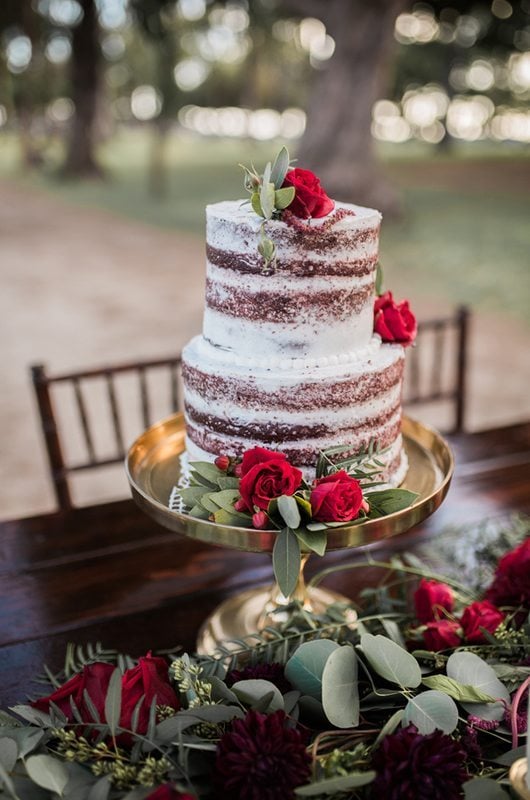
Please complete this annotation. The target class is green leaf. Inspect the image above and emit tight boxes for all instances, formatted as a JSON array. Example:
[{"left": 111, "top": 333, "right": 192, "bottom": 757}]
[
  {"left": 365, "top": 489, "right": 419, "bottom": 516},
  {"left": 270, "top": 146, "right": 290, "bottom": 188},
  {"left": 251, "top": 192, "right": 263, "bottom": 217},
  {"left": 189, "top": 462, "right": 223, "bottom": 487},
  {"left": 274, "top": 186, "right": 295, "bottom": 209},
  {"left": 294, "top": 495, "right": 312, "bottom": 520},
  {"left": 188, "top": 503, "right": 210, "bottom": 520},
  {"left": 285, "top": 640, "right": 340, "bottom": 700},
  {"left": 373, "top": 709, "right": 404, "bottom": 747},
  {"left": 26, "top": 755, "right": 69, "bottom": 796},
  {"left": 375, "top": 262, "right": 384, "bottom": 296},
  {"left": 213, "top": 508, "right": 254, "bottom": 527},
  {"left": 0, "top": 762, "right": 17, "bottom": 800},
  {"left": 104, "top": 667, "right": 122, "bottom": 738},
  {"left": 217, "top": 476, "right": 240, "bottom": 490},
  {"left": 446, "top": 652, "right": 510, "bottom": 721},
  {"left": 321, "top": 646, "right": 359, "bottom": 729},
  {"left": 196, "top": 493, "right": 222, "bottom": 514},
  {"left": 231, "top": 680, "right": 284, "bottom": 713},
  {"left": 295, "top": 772, "right": 376, "bottom": 796},
  {"left": 260, "top": 181, "right": 276, "bottom": 219},
  {"left": 277, "top": 495, "right": 301, "bottom": 529},
  {"left": 492, "top": 745, "right": 526, "bottom": 766},
  {"left": 207, "top": 489, "right": 241, "bottom": 511},
  {"left": 422, "top": 674, "right": 496, "bottom": 703},
  {"left": 178, "top": 487, "right": 209, "bottom": 507},
  {"left": 0, "top": 738, "right": 17, "bottom": 773},
  {"left": 463, "top": 778, "right": 510, "bottom": 799},
  {"left": 295, "top": 528, "right": 327, "bottom": 556},
  {"left": 87, "top": 776, "right": 112, "bottom": 800},
  {"left": 360, "top": 634, "right": 422, "bottom": 688},
  {"left": 403, "top": 690, "right": 459, "bottom": 734},
  {"left": 306, "top": 522, "right": 328, "bottom": 532},
  {"left": 273, "top": 528, "right": 301, "bottom": 598}
]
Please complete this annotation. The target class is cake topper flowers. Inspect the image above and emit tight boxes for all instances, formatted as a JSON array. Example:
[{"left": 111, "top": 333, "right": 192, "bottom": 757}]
[
  {"left": 240, "top": 147, "right": 334, "bottom": 272},
  {"left": 373, "top": 264, "right": 417, "bottom": 347}
]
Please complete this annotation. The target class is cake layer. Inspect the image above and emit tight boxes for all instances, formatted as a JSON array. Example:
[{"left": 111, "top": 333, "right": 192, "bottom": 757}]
[
  {"left": 203, "top": 200, "right": 381, "bottom": 360},
  {"left": 182, "top": 334, "right": 406, "bottom": 483}
]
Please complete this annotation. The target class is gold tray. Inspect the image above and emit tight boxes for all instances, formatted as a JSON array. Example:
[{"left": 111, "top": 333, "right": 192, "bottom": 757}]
[{"left": 126, "top": 414, "right": 453, "bottom": 553}]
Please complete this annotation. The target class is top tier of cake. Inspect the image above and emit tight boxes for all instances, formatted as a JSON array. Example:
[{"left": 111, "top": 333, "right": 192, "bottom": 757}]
[{"left": 203, "top": 200, "right": 381, "bottom": 361}]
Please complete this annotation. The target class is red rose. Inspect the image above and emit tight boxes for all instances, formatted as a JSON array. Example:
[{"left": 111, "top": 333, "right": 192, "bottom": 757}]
[
  {"left": 31, "top": 662, "right": 115, "bottom": 723},
  {"left": 486, "top": 537, "right": 530, "bottom": 609},
  {"left": 374, "top": 291, "right": 417, "bottom": 346},
  {"left": 460, "top": 600, "right": 505, "bottom": 644},
  {"left": 146, "top": 785, "right": 196, "bottom": 800},
  {"left": 310, "top": 470, "right": 363, "bottom": 523},
  {"left": 281, "top": 168, "right": 334, "bottom": 219},
  {"left": 120, "top": 654, "right": 180, "bottom": 736},
  {"left": 238, "top": 448, "right": 303, "bottom": 512},
  {"left": 423, "top": 620, "right": 462, "bottom": 651},
  {"left": 414, "top": 579, "right": 454, "bottom": 624}
]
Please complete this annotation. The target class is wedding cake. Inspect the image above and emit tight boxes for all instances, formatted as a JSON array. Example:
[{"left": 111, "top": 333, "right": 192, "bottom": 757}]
[{"left": 181, "top": 151, "right": 416, "bottom": 486}]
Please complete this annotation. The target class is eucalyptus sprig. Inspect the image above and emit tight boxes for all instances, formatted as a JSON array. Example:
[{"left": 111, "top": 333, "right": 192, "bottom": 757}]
[{"left": 240, "top": 146, "right": 295, "bottom": 272}]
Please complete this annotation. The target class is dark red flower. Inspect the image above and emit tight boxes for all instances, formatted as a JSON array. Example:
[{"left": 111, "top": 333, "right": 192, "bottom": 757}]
[
  {"left": 120, "top": 654, "right": 180, "bottom": 736},
  {"left": 372, "top": 724, "right": 469, "bottom": 800},
  {"left": 423, "top": 619, "right": 462, "bottom": 651},
  {"left": 226, "top": 663, "right": 292, "bottom": 695},
  {"left": 310, "top": 470, "right": 363, "bottom": 523},
  {"left": 460, "top": 600, "right": 505, "bottom": 643},
  {"left": 31, "top": 662, "right": 115, "bottom": 723},
  {"left": 414, "top": 579, "right": 454, "bottom": 624},
  {"left": 215, "top": 709, "right": 311, "bottom": 800},
  {"left": 374, "top": 291, "right": 417, "bottom": 346},
  {"left": 238, "top": 448, "right": 302, "bottom": 512},
  {"left": 146, "top": 785, "right": 196, "bottom": 800},
  {"left": 281, "top": 168, "right": 334, "bottom": 219},
  {"left": 486, "top": 537, "right": 530, "bottom": 610}
]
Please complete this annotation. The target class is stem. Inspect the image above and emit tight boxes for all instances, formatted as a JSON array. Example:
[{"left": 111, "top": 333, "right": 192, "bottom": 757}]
[{"left": 511, "top": 676, "right": 530, "bottom": 749}]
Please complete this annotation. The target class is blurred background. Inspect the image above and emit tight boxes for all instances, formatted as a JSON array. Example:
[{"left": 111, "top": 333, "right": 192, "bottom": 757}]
[{"left": 1, "top": 0, "right": 529, "bottom": 517}]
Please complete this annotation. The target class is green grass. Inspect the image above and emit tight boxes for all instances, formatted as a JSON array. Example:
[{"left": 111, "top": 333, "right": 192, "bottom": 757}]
[{"left": 1, "top": 129, "right": 529, "bottom": 323}]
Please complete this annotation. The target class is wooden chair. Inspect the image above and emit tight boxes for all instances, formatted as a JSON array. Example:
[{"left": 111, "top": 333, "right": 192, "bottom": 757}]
[
  {"left": 403, "top": 305, "right": 470, "bottom": 434},
  {"left": 31, "top": 355, "right": 182, "bottom": 511}
]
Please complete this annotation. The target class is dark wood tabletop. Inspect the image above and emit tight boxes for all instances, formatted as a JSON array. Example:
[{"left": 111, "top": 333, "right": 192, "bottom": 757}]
[{"left": 1, "top": 422, "right": 529, "bottom": 709}]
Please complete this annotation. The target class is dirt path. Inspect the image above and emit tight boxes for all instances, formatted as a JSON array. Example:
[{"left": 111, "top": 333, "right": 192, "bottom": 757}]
[{"left": 1, "top": 180, "right": 529, "bottom": 519}]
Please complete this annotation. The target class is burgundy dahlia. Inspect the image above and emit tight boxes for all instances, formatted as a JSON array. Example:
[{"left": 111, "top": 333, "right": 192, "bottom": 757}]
[
  {"left": 226, "top": 662, "right": 292, "bottom": 695},
  {"left": 372, "top": 725, "right": 468, "bottom": 800},
  {"left": 215, "top": 710, "right": 311, "bottom": 800}
]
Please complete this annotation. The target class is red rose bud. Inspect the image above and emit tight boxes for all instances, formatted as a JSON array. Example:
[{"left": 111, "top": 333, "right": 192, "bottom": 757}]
[
  {"left": 414, "top": 578, "right": 454, "bottom": 624},
  {"left": 460, "top": 600, "right": 505, "bottom": 644},
  {"left": 215, "top": 455, "right": 230, "bottom": 471},
  {"left": 361, "top": 498, "right": 370, "bottom": 514},
  {"left": 234, "top": 498, "right": 247, "bottom": 512},
  {"left": 423, "top": 619, "right": 462, "bottom": 651},
  {"left": 281, "top": 168, "right": 334, "bottom": 219},
  {"left": 310, "top": 470, "right": 363, "bottom": 523},
  {"left": 239, "top": 450, "right": 302, "bottom": 512},
  {"left": 252, "top": 511, "right": 269, "bottom": 530},
  {"left": 374, "top": 291, "right": 417, "bottom": 346}
]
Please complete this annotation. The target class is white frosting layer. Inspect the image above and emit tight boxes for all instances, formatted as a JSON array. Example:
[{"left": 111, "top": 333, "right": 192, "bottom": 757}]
[{"left": 204, "top": 200, "right": 381, "bottom": 359}]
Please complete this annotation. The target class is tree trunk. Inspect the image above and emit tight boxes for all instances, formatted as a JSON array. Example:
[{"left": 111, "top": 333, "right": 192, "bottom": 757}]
[
  {"left": 63, "top": 0, "right": 101, "bottom": 177},
  {"left": 293, "top": 0, "right": 408, "bottom": 215}
]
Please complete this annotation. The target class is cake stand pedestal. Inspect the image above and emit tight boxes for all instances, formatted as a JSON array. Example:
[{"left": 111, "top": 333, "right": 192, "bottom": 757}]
[{"left": 126, "top": 414, "right": 453, "bottom": 653}]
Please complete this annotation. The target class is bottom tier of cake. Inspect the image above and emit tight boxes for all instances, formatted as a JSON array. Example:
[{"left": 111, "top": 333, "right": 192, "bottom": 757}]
[{"left": 181, "top": 334, "right": 408, "bottom": 486}]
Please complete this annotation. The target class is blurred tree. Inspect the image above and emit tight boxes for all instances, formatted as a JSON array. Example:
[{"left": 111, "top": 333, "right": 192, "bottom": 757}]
[
  {"left": 63, "top": 0, "right": 101, "bottom": 176},
  {"left": 284, "top": 0, "right": 408, "bottom": 214}
]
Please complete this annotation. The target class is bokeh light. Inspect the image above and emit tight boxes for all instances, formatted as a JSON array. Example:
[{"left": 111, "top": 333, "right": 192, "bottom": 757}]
[{"left": 130, "top": 86, "right": 162, "bottom": 121}]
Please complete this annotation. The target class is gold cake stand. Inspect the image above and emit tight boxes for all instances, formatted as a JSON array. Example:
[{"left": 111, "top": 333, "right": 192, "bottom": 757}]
[{"left": 126, "top": 414, "right": 453, "bottom": 652}]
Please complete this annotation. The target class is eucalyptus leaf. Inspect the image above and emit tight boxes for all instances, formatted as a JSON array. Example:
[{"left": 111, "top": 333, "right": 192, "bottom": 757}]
[
  {"left": 0, "top": 737, "right": 17, "bottom": 773},
  {"left": 373, "top": 709, "right": 404, "bottom": 747},
  {"left": 463, "top": 777, "right": 510, "bottom": 799},
  {"left": 295, "top": 528, "right": 327, "bottom": 556},
  {"left": 403, "top": 690, "right": 459, "bottom": 734},
  {"left": 178, "top": 487, "right": 209, "bottom": 508},
  {"left": 277, "top": 495, "right": 301, "bottom": 529},
  {"left": 375, "top": 262, "right": 384, "bottom": 296},
  {"left": 295, "top": 771, "right": 376, "bottom": 795},
  {"left": 306, "top": 522, "right": 328, "bottom": 532},
  {"left": 213, "top": 508, "right": 254, "bottom": 528},
  {"left": 26, "top": 754, "right": 69, "bottom": 796},
  {"left": 87, "top": 776, "right": 111, "bottom": 800},
  {"left": 104, "top": 667, "right": 122, "bottom": 737},
  {"left": 189, "top": 462, "right": 223, "bottom": 487},
  {"left": 285, "top": 640, "right": 340, "bottom": 700},
  {"left": 9, "top": 706, "right": 52, "bottom": 728},
  {"left": 446, "top": 652, "right": 510, "bottom": 721},
  {"left": 232, "top": 680, "right": 284, "bottom": 713},
  {"left": 273, "top": 528, "right": 301, "bottom": 598},
  {"left": 422, "top": 674, "right": 496, "bottom": 703},
  {"left": 260, "top": 181, "right": 276, "bottom": 219},
  {"left": 251, "top": 192, "right": 263, "bottom": 217},
  {"left": 492, "top": 745, "right": 526, "bottom": 766},
  {"left": 274, "top": 186, "right": 295, "bottom": 209},
  {"left": 217, "top": 476, "right": 240, "bottom": 490},
  {"left": 270, "top": 146, "right": 290, "bottom": 188},
  {"left": 207, "top": 489, "right": 241, "bottom": 512},
  {"left": 321, "top": 646, "right": 359, "bottom": 728},
  {"left": 208, "top": 677, "right": 239, "bottom": 705},
  {"left": 365, "top": 489, "right": 419, "bottom": 516},
  {"left": 0, "top": 762, "right": 18, "bottom": 800},
  {"left": 360, "top": 634, "right": 422, "bottom": 688},
  {"left": 1, "top": 728, "right": 43, "bottom": 759},
  {"left": 188, "top": 503, "right": 210, "bottom": 520}
]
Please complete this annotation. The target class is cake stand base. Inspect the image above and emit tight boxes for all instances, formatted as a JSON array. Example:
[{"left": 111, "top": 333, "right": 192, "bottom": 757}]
[{"left": 196, "top": 584, "right": 356, "bottom": 654}]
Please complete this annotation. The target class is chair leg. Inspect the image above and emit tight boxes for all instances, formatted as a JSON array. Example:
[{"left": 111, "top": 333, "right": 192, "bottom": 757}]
[{"left": 454, "top": 306, "right": 470, "bottom": 433}]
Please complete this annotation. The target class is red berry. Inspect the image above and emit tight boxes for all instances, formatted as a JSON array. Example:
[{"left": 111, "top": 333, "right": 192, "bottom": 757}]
[
  {"left": 234, "top": 498, "right": 248, "bottom": 513},
  {"left": 215, "top": 455, "right": 230, "bottom": 471},
  {"left": 252, "top": 511, "right": 269, "bottom": 530}
]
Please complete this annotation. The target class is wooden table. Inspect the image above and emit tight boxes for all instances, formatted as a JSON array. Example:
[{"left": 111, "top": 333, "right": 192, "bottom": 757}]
[{"left": 1, "top": 422, "right": 529, "bottom": 709}]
